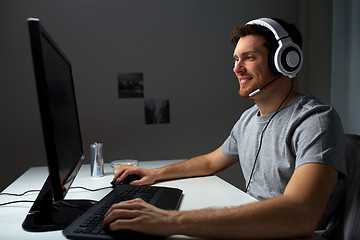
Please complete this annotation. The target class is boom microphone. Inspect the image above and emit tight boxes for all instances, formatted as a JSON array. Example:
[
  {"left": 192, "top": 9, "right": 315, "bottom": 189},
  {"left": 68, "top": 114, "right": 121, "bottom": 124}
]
[{"left": 248, "top": 75, "right": 282, "bottom": 97}]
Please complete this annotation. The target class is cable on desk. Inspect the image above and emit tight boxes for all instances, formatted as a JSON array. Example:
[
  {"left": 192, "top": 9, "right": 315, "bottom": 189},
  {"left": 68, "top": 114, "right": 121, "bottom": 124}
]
[
  {"left": 70, "top": 186, "right": 112, "bottom": 192},
  {"left": 0, "top": 190, "right": 38, "bottom": 207},
  {"left": 0, "top": 200, "right": 34, "bottom": 207},
  {"left": 54, "top": 200, "right": 89, "bottom": 211},
  {"left": 0, "top": 186, "right": 112, "bottom": 197},
  {"left": 0, "top": 189, "right": 40, "bottom": 196},
  {"left": 0, "top": 186, "right": 112, "bottom": 207}
]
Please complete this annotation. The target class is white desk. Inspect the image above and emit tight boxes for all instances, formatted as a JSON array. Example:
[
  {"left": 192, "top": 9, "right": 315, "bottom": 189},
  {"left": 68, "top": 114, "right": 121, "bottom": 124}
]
[
  {"left": 0, "top": 160, "right": 323, "bottom": 240},
  {"left": 0, "top": 160, "right": 256, "bottom": 240}
]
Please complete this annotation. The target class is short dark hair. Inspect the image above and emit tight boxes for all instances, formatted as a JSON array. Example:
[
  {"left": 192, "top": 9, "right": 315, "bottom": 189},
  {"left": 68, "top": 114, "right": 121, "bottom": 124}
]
[{"left": 230, "top": 18, "right": 302, "bottom": 50}]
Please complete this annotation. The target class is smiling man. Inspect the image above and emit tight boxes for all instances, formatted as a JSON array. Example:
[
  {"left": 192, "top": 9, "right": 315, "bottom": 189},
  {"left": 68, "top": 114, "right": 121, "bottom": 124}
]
[{"left": 103, "top": 18, "right": 346, "bottom": 239}]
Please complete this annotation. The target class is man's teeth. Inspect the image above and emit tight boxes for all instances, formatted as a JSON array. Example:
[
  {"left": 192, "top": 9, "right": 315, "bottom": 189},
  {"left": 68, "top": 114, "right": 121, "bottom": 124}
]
[{"left": 240, "top": 77, "right": 253, "bottom": 83}]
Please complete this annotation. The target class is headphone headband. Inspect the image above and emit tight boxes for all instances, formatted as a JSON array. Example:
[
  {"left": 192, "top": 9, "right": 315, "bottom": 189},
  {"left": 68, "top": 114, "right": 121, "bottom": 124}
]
[{"left": 246, "top": 18, "right": 288, "bottom": 40}]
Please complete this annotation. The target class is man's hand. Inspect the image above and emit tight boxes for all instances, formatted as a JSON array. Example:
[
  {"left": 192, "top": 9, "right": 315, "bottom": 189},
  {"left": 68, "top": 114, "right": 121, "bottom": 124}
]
[
  {"left": 102, "top": 198, "right": 176, "bottom": 236},
  {"left": 112, "top": 167, "right": 158, "bottom": 185}
]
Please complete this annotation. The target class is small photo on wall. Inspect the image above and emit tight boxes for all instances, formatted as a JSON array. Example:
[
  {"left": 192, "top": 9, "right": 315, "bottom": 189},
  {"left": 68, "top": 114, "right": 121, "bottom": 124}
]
[
  {"left": 144, "top": 99, "right": 170, "bottom": 124},
  {"left": 118, "top": 72, "right": 144, "bottom": 98}
]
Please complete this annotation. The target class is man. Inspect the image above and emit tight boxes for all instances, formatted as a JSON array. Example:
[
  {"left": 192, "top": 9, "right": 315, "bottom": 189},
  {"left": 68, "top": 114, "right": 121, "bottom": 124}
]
[{"left": 103, "top": 18, "right": 346, "bottom": 239}]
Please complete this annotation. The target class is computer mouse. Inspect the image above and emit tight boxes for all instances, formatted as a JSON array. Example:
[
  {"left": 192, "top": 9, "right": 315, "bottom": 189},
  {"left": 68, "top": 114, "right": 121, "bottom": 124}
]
[{"left": 111, "top": 174, "right": 141, "bottom": 186}]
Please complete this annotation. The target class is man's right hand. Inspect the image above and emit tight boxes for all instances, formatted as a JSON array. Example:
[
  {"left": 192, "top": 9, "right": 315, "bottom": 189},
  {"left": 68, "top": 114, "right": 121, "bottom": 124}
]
[{"left": 112, "top": 167, "right": 158, "bottom": 186}]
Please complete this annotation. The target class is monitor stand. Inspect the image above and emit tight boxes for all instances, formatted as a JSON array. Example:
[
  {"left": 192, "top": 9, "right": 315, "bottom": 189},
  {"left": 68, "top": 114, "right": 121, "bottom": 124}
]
[{"left": 22, "top": 176, "right": 97, "bottom": 232}]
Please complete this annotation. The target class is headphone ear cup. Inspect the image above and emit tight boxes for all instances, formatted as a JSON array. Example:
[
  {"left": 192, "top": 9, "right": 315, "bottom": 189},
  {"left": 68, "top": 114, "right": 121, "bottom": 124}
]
[
  {"left": 274, "top": 42, "right": 303, "bottom": 77},
  {"left": 280, "top": 45, "right": 302, "bottom": 72},
  {"left": 268, "top": 46, "right": 280, "bottom": 75}
]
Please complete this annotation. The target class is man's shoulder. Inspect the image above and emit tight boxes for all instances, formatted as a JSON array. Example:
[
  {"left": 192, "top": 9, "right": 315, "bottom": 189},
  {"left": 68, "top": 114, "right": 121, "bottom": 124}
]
[
  {"left": 297, "top": 94, "right": 326, "bottom": 107},
  {"left": 289, "top": 94, "right": 344, "bottom": 139},
  {"left": 291, "top": 94, "right": 337, "bottom": 117}
]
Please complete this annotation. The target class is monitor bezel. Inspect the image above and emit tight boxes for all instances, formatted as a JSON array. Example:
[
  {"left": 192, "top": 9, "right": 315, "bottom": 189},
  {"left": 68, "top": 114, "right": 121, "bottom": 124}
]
[{"left": 27, "top": 18, "right": 85, "bottom": 202}]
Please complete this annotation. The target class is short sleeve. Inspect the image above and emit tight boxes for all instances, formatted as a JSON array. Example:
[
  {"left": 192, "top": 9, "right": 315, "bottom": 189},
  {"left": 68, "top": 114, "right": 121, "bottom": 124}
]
[
  {"left": 292, "top": 105, "right": 346, "bottom": 176},
  {"left": 221, "top": 120, "right": 241, "bottom": 159}
]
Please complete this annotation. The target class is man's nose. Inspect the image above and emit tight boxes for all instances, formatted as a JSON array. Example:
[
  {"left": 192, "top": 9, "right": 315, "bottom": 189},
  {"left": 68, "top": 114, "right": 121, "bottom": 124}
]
[{"left": 233, "top": 60, "right": 246, "bottom": 73}]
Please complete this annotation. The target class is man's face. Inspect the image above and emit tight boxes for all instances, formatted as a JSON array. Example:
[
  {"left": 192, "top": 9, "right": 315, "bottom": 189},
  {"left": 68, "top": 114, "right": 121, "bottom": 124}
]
[{"left": 233, "top": 34, "right": 277, "bottom": 98}]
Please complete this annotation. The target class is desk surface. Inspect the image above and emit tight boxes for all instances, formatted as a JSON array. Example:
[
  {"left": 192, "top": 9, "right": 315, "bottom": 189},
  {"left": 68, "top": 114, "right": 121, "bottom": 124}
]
[{"left": 0, "top": 160, "right": 258, "bottom": 240}]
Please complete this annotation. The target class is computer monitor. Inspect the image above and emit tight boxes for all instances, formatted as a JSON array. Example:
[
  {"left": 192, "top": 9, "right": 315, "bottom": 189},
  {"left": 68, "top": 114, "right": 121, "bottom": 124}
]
[{"left": 22, "top": 18, "right": 95, "bottom": 232}]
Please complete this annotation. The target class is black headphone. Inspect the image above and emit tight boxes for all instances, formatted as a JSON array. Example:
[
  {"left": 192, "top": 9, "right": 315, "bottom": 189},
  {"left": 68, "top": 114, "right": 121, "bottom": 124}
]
[{"left": 246, "top": 18, "right": 303, "bottom": 78}]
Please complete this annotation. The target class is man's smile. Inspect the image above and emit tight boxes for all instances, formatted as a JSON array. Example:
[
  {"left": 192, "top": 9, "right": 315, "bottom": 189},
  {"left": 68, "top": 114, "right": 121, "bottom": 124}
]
[{"left": 239, "top": 76, "right": 253, "bottom": 85}]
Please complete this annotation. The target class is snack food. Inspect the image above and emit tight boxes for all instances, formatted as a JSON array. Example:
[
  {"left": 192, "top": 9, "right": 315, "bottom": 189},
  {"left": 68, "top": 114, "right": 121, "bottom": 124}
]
[{"left": 110, "top": 159, "right": 139, "bottom": 173}]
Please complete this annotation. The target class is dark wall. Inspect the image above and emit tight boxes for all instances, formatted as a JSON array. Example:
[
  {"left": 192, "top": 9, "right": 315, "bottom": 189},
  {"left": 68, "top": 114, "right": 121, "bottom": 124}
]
[{"left": 0, "top": 0, "right": 313, "bottom": 191}]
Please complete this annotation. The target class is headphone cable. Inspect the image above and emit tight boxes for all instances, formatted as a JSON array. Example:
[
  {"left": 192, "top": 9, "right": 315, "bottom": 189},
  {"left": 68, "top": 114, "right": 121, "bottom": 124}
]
[{"left": 245, "top": 79, "right": 294, "bottom": 193}]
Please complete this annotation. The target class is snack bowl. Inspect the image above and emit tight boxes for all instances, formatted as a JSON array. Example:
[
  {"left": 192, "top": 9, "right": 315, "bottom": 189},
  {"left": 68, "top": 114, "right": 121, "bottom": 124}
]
[{"left": 110, "top": 159, "right": 139, "bottom": 174}]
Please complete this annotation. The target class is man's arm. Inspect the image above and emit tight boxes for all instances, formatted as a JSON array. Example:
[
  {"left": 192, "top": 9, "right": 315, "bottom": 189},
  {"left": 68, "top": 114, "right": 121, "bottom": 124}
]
[
  {"left": 154, "top": 147, "right": 238, "bottom": 181},
  {"left": 112, "top": 147, "right": 238, "bottom": 185},
  {"left": 104, "top": 162, "right": 338, "bottom": 239}
]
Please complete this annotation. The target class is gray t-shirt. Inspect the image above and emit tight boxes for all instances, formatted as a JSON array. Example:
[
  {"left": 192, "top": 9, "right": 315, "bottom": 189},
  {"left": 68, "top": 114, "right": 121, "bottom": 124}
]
[{"left": 221, "top": 94, "right": 346, "bottom": 236}]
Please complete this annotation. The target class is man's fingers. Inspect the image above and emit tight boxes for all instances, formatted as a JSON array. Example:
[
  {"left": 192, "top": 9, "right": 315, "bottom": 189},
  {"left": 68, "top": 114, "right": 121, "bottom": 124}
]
[
  {"left": 104, "top": 199, "right": 145, "bottom": 219},
  {"left": 103, "top": 199, "right": 147, "bottom": 229}
]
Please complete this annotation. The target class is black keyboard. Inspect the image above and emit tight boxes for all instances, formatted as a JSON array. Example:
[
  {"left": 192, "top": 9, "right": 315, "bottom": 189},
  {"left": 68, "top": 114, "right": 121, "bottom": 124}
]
[{"left": 63, "top": 184, "right": 182, "bottom": 240}]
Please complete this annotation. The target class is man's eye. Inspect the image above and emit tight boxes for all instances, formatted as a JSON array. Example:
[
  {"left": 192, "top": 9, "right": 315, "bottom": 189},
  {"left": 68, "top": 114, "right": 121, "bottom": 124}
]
[{"left": 245, "top": 56, "right": 254, "bottom": 61}]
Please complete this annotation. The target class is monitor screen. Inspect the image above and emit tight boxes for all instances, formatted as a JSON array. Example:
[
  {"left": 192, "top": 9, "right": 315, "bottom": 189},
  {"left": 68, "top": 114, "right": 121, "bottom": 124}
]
[
  {"left": 28, "top": 17, "right": 84, "bottom": 200},
  {"left": 23, "top": 18, "right": 94, "bottom": 232}
]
